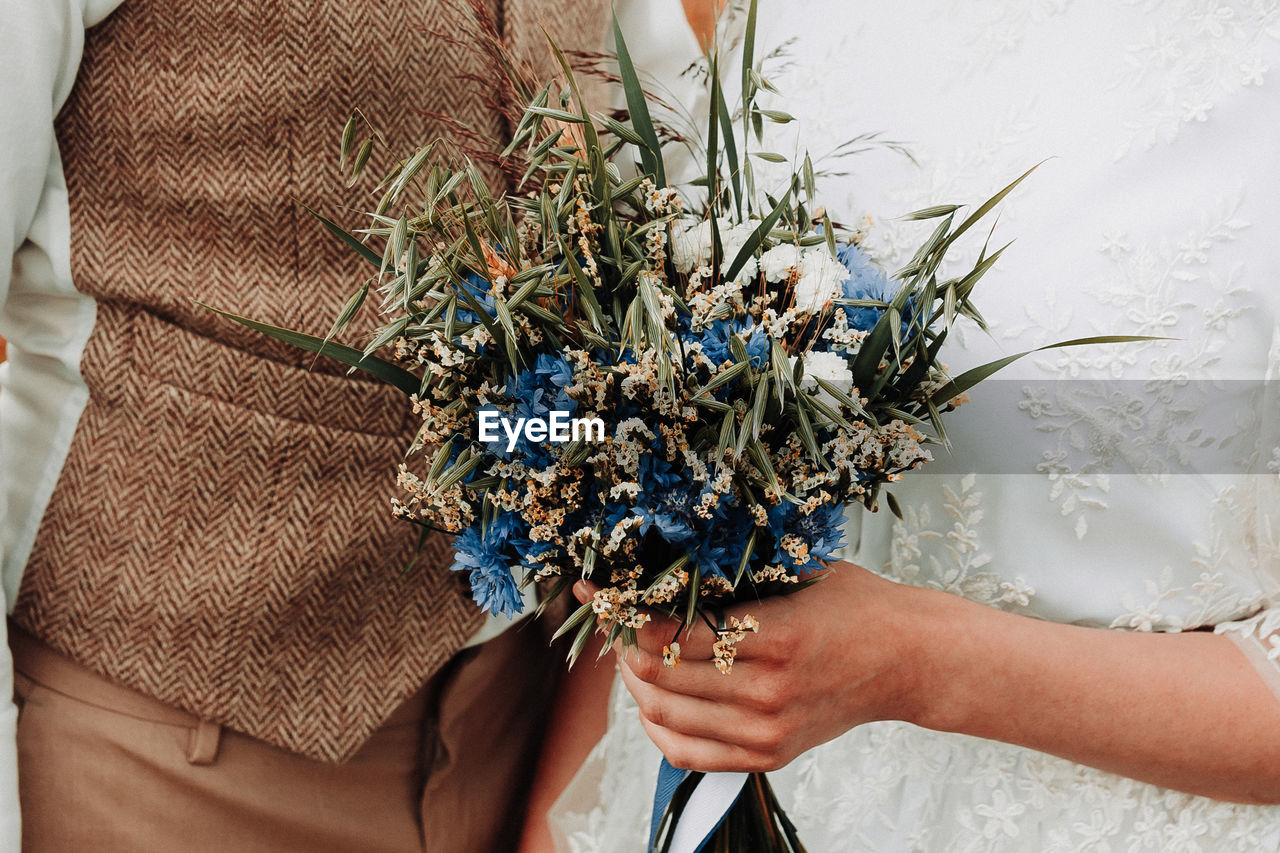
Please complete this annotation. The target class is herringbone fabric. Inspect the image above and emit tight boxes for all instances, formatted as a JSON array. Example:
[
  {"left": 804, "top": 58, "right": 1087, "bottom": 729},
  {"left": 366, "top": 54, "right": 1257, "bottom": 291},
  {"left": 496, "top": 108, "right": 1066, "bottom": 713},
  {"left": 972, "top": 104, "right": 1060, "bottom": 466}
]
[
  {"left": 12, "top": 0, "right": 605, "bottom": 763},
  {"left": 505, "top": 0, "right": 615, "bottom": 114}
]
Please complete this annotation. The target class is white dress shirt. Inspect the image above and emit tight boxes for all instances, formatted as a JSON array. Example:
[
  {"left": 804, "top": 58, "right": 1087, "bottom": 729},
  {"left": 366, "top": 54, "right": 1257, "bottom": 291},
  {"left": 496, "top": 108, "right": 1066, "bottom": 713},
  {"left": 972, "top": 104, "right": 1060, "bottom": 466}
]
[{"left": 1, "top": 1, "right": 122, "bottom": 846}]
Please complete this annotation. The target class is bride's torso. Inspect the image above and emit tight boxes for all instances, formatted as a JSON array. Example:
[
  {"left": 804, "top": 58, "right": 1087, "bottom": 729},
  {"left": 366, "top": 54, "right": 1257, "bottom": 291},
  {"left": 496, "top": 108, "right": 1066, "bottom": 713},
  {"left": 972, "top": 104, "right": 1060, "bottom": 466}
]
[
  {"left": 554, "top": 1, "right": 1280, "bottom": 849},
  {"left": 809, "top": 0, "right": 1280, "bottom": 638}
]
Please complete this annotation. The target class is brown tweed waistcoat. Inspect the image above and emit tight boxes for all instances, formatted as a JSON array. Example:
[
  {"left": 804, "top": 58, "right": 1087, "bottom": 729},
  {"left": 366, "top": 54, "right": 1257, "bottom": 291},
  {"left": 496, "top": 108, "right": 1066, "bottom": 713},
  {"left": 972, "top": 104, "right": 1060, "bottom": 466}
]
[{"left": 12, "top": 0, "right": 607, "bottom": 763}]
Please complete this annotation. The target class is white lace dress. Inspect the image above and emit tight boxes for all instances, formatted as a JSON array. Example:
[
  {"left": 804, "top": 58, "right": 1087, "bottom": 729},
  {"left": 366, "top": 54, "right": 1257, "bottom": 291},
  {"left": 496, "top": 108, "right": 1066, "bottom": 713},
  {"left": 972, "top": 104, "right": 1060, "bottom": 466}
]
[{"left": 551, "top": 1, "right": 1280, "bottom": 850}]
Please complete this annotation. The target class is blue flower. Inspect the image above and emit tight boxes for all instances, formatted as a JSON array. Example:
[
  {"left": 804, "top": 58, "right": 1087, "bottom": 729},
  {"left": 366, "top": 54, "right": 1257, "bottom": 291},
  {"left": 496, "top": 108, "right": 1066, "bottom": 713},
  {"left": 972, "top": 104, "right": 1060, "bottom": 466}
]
[
  {"left": 794, "top": 503, "right": 849, "bottom": 563},
  {"left": 635, "top": 490, "right": 698, "bottom": 545},
  {"left": 450, "top": 527, "right": 524, "bottom": 617},
  {"left": 485, "top": 509, "right": 528, "bottom": 546},
  {"left": 456, "top": 271, "right": 496, "bottom": 324},
  {"left": 765, "top": 501, "right": 847, "bottom": 573},
  {"left": 532, "top": 353, "right": 575, "bottom": 410},
  {"left": 836, "top": 243, "right": 900, "bottom": 332},
  {"left": 695, "top": 318, "right": 769, "bottom": 368},
  {"left": 514, "top": 538, "right": 561, "bottom": 579},
  {"left": 510, "top": 354, "right": 576, "bottom": 418},
  {"left": 632, "top": 453, "right": 702, "bottom": 546},
  {"left": 688, "top": 515, "right": 752, "bottom": 579},
  {"left": 479, "top": 354, "right": 581, "bottom": 462},
  {"left": 743, "top": 326, "right": 769, "bottom": 368}
]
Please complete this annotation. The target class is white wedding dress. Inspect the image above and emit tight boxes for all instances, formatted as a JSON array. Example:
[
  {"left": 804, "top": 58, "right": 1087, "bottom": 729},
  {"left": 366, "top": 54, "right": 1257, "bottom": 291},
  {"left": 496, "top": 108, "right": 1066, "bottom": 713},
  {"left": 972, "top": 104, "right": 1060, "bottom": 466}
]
[{"left": 552, "top": 1, "right": 1280, "bottom": 850}]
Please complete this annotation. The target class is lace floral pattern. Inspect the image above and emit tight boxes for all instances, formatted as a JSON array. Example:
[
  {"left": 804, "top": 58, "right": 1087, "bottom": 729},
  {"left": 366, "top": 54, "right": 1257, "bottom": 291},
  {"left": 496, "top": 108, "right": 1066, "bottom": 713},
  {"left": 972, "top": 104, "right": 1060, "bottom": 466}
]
[
  {"left": 1110, "top": 0, "right": 1280, "bottom": 161},
  {"left": 887, "top": 474, "right": 1037, "bottom": 609},
  {"left": 552, "top": 676, "right": 1280, "bottom": 852}
]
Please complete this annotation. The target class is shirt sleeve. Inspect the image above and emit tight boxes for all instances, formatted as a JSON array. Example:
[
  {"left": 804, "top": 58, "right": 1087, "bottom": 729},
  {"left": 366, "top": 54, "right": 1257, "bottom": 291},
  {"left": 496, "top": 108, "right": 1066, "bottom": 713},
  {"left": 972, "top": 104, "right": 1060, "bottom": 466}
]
[
  {"left": 1215, "top": 323, "right": 1280, "bottom": 704},
  {"left": 0, "top": 1, "right": 107, "bottom": 846}
]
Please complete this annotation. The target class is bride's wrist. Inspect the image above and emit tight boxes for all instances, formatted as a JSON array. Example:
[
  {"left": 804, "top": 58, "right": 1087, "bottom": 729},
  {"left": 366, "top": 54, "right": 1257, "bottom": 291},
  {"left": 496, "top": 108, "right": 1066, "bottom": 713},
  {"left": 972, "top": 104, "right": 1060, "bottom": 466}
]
[{"left": 885, "top": 582, "right": 992, "bottom": 734}]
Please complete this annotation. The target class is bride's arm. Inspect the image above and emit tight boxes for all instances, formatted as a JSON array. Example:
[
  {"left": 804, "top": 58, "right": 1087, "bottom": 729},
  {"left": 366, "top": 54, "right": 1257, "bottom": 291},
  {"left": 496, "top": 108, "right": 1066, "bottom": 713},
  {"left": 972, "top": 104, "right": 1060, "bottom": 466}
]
[
  {"left": 589, "top": 564, "right": 1280, "bottom": 805},
  {"left": 516, "top": 637, "right": 616, "bottom": 853}
]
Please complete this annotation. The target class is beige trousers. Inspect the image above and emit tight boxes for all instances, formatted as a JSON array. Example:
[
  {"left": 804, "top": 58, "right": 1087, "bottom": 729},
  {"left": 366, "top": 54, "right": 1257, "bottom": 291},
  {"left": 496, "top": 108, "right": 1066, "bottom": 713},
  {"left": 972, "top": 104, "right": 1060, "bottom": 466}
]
[{"left": 10, "top": 621, "right": 559, "bottom": 852}]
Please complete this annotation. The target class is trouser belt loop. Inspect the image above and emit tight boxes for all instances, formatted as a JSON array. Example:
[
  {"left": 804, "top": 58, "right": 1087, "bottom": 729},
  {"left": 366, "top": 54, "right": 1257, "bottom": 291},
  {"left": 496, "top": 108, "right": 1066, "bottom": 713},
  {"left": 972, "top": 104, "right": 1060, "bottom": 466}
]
[{"left": 186, "top": 719, "right": 223, "bottom": 766}]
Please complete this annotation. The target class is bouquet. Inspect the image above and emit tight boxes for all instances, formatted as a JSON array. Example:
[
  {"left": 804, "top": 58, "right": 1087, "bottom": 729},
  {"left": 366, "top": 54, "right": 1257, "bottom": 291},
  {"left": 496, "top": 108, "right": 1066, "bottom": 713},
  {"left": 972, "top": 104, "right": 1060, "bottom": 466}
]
[{"left": 209, "top": 5, "right": 1136, "bottom": 850}]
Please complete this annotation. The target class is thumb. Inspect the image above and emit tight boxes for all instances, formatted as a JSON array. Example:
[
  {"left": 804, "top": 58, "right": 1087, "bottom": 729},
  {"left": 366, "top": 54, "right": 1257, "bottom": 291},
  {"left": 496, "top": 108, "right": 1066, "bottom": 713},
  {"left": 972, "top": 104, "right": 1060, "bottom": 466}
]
[{"left": 573, "top": 580, "right": 600, "bottom": 605}]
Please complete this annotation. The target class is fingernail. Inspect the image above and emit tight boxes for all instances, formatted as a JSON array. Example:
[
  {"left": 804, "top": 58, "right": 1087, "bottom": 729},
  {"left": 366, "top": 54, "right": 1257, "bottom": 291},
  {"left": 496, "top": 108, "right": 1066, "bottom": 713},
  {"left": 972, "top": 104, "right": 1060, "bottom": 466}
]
[{"left": 573, "top": 580, "right": 590, "bottom": 603}]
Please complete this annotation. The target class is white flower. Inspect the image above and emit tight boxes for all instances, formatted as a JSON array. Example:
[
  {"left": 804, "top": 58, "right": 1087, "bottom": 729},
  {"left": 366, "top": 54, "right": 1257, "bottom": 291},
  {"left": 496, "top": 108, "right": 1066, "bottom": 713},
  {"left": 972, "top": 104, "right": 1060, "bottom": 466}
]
[
  {"left": 794, "top": 349, "right": 855, "bottom": 409},
  {"left": 671, "top": 218, "right": 713, "bottom": 274},
  {"left": 672, "top": 218, "right": 761, "bottom": 280},
  {"left": 802, "top": 349, "right": 854, "bottom": 386},
  {"left": 720, "top": 222, "right": 760, "bottom": 281},
  {"left": 793, "top": 248, "right": 849, "bottom": 312},
  {"left": 759, "top": 244, "right": 802, "bottom": 281}
]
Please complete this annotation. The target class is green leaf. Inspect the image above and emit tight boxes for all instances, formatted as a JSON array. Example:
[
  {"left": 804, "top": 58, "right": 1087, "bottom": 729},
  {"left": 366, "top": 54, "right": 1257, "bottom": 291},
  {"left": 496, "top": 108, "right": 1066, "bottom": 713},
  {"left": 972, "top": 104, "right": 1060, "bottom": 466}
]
[
  {"left": 751, "top": 374, "right": 769, "bottom": 440},
  {"left": 198, "top": 303, "right": 420, "bottom": 396},
  {"left": 381, "top": 214, "right": 408, "bottom": 278},
  {"left": 811, "top": 374, "right": 867, "bottom": 415},
  {"left": 885, "top": 491, "right": 904, "bottom": 521},
  {"left": 567, "top": 614, "right": 596, "bottom": 667},
  {"left": 770, "top": 338, "right": 794, "bottom": 404},
  {"left": 427, "top": 437, "right": 456, "bottom": 481},
  {"left": 705, "top": 51, "right": 721, "bottom": 218},
  {"left": 755, "top": 108, "right": 795, "bottom": 123},
  {"left": 613, "top": 11, "right": 666, "bottom": 185},
  {"left": 850, "top": 299, "right": 894, "bottom": 388},
  {"left": 347, "top": 137, "right": 374, "bottom": 187},
  {"left": 552, "top": 602, "right": 595, "bottom": 643},
  {"left": 741, "top": 0, "right": 758, "bottom": 107},
  {"left": 326, "top": 281, "right": 368, "bottom": 342},
  {"left": 930, "top": 336, "right": 1161, "bottom": 405},
  {"left": 435, "top": 448, "right": 481, "bottom": 490},
  {"left": 600, "top": 116, "right": 647, "bottom": 147},
  {"left": 387, "top": 145, "right": 434, "bottom": 204},
  {"left": 723, "top": 190, "right": 790, "bottom": 283},
  {"left": 559, "top": 239, "right": 605, "bottom": 332},
  {"left": 940, "top": 161, "right": 1045, "bottom": 254},
  {"left": 303, "top": 205, "right": 382, "bottom": 268},
  {"left": 900, "top": 204, "right": 960, "bottom": 221},
  {"left": 793, "top": 397, "right": 825, "bottom": 467},
  {"left": 734, "top": 528, "right": 758, "bottom": 587},
  {"left": 717, "top": 408, "right": 737, "bottom": 459},
  {"left": 685, "top": 566, "right": 702, "bottom": 638},
  {"left": 339, "top": 114, "right": 358, "bottom": 168},
  {"left": 715, "top": 72, "right": 742, "bottom": 217},
  {"left": 925, "top": 396, "right": 950, "bottom": 448},
  {"left": 526, "top": 106, "right": 586, "bottom": 123}
]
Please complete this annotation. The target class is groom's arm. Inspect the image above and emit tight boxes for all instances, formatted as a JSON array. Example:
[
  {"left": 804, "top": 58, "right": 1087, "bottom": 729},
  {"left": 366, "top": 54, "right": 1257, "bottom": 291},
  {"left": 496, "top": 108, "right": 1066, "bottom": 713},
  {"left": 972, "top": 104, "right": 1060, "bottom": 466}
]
[
  {"left": 1, "top": 4, "right": 85, "bottom": 848},
  {"left": 0, "top": 1, "right": 124, "bottom": 846},
  {"left": 587, "top": 563, "right": 1280, "bottom": 805}
]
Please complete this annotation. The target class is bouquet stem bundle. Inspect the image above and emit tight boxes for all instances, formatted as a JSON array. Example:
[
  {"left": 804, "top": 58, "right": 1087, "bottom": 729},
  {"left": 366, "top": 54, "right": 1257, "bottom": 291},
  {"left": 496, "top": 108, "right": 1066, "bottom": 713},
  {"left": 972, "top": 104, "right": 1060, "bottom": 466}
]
[{"left": 653, "top": 772, "right": 805, "bottom": 853}]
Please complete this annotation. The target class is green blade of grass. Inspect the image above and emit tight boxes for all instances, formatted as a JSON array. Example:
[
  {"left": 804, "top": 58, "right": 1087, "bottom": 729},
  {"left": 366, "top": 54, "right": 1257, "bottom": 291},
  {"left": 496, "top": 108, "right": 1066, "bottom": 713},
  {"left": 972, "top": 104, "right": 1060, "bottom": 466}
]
[{"left": 198, "top": 302, "right": 420, "bottom": 396}]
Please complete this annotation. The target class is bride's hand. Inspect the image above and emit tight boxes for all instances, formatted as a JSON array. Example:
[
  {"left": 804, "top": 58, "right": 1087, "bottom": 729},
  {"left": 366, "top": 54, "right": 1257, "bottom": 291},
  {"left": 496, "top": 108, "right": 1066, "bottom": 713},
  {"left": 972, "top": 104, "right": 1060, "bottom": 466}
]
[
  {"left": 574, "top": 562, "right": 943, "bottom": 773},
  {"left": 578, "top": 564, "right": 1280, "bottom": 803}
]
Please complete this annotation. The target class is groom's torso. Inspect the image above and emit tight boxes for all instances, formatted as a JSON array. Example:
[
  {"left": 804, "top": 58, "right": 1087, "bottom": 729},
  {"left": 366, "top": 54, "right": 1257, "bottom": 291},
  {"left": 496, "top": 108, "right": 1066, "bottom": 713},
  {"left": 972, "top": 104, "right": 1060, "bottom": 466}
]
[{"left": 11, "top": 0, "right": 604, "bottom": 763}]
